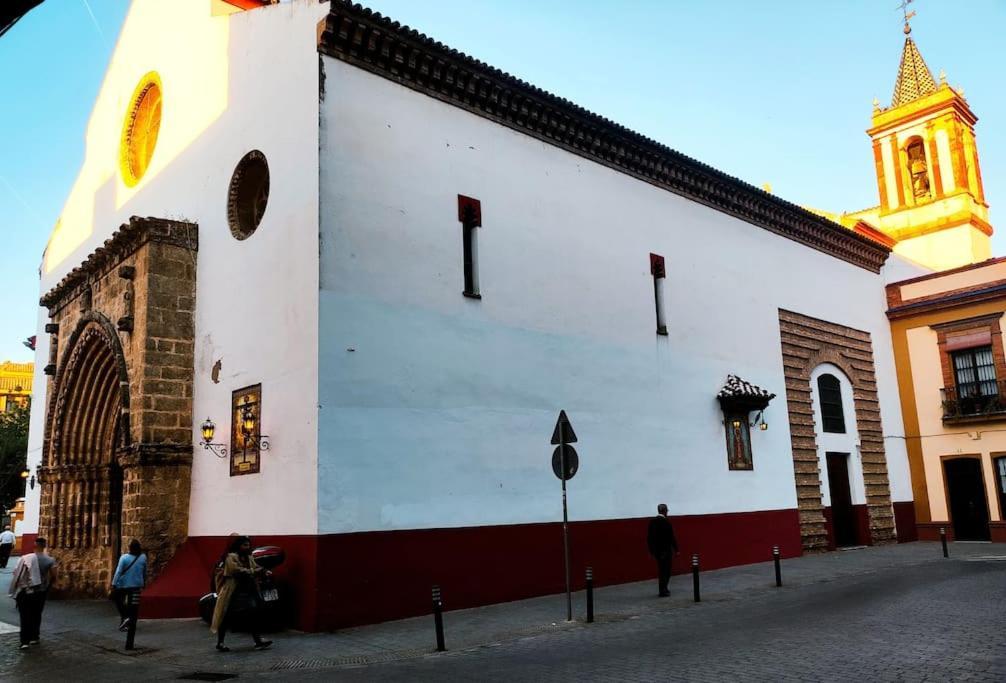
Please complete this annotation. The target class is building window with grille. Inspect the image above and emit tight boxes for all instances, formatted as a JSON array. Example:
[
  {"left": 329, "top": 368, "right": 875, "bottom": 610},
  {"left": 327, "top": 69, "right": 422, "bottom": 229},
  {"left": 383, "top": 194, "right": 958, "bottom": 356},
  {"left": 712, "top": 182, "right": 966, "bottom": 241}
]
[
  {"left": 817, "top": 373, "right": 846, "bottom": 434},
  {"left": 952, "top": 346, "right": 997, "bottom": 401}
]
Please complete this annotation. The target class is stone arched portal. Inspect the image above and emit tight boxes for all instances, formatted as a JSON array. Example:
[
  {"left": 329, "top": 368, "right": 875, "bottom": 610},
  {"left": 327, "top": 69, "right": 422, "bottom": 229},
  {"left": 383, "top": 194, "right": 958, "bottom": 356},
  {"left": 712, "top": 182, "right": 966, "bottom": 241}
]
[
  {"left": 41, "top": 315, "right": 129, "bottom": 592},
  {"left": 39, "top": 217, "right": 198, "bottom": 596}
]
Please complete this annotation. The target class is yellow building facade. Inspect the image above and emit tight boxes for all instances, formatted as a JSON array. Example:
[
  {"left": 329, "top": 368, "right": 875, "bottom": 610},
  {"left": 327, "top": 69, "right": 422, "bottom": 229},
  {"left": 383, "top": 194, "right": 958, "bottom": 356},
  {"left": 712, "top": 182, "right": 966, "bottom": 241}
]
[
  {"left": 0, "top": 361, "right": 33, "bottom": 413},
  {"left": 834, "top": 26, "right": 992, "bottom": 271},
  {"left": 887, "top": 260, "right": 1006, "bottom": 543}
]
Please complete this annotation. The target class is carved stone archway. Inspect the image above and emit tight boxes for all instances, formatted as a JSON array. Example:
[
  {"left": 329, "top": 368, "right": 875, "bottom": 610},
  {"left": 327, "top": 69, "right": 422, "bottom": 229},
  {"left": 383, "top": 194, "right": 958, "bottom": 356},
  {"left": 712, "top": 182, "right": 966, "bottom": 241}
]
[
  {"left": 41, "top": 314, "right": 129, "bottom": 592},
  {"left": 39, "top": 217, "right": 198, "bottom": 596}
]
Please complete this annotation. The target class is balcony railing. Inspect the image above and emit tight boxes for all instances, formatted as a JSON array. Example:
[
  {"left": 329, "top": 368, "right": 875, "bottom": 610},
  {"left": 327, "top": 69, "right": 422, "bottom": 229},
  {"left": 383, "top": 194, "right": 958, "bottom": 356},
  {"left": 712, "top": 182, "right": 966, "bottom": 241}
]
[{"left": 941, "top": 382, "right": 1006, "bottom": 422}]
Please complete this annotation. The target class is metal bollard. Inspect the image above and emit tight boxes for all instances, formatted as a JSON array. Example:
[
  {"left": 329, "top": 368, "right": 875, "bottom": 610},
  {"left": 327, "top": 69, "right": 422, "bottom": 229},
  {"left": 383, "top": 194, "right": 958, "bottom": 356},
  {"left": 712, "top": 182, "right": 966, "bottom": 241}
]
[
  {"left": 772, "top": 545, "right": 782, "bottom": 587},
  {"left": 940, "top": 527, "right": 949, "bottom": 558},
  {"left": 125, "top": 591, "right": 140, "bottom": 650},
  {"left": 691, "top": 553, "right": 701, "bottom": 603},
  {"left": 585, "top": 567, "right": 594, "bottom": 623},
  {"left": 432, "top": 585, "right": 446, "bottom": 652}
]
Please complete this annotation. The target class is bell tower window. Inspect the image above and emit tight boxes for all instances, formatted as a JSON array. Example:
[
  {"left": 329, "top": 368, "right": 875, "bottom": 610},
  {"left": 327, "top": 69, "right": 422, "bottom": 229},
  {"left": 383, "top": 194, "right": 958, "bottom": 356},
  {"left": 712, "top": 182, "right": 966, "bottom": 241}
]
[{"left": 905, "top": 138, "right": 931, "bottom": 200}]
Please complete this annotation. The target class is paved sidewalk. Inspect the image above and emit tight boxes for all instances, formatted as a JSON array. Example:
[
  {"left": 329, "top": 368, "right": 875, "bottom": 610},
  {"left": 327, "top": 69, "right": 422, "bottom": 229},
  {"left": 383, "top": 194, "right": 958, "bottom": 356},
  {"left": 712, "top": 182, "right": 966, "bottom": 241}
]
[{"left": 0, "top": 541, "right": 1000, "bottom": 680}]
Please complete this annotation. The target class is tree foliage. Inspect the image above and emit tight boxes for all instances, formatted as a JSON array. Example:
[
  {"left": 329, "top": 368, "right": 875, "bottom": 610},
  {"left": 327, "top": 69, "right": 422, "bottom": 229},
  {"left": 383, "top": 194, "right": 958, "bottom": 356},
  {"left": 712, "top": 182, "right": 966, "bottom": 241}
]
[{"left": 0, "top": 402, "right": 30, "bottom": 512}]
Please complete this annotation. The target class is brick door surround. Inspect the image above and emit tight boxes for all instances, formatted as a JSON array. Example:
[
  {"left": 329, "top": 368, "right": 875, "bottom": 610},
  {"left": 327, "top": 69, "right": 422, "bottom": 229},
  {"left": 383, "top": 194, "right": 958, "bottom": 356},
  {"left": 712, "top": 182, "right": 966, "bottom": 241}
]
[
  {"left": 39, "top": 217, "right": 197, "bottom": 595},
  {"left": 779, "top": 309, "right": 896, "bottom": 552}
]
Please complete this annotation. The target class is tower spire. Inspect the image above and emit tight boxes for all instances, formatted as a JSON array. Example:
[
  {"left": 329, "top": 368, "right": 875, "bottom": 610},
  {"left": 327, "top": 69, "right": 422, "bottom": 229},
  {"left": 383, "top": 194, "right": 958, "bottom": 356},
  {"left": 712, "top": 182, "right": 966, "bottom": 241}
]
[{"left": 890, "top": 13, "right": 937, "bottom": 108}]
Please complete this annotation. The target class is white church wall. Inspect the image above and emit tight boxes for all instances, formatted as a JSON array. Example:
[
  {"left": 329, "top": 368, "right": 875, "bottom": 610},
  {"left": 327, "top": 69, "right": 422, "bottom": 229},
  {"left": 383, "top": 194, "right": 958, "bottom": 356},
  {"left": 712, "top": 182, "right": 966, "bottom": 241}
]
[
  {"left": 18, "top": 305, "right": 51, "bottom": 539},
  {"left": 27, "top": 0, "right": 328, "bottom": 538},
  {"left": 316, "top": 58, "right": 911, "bottom": 535}
]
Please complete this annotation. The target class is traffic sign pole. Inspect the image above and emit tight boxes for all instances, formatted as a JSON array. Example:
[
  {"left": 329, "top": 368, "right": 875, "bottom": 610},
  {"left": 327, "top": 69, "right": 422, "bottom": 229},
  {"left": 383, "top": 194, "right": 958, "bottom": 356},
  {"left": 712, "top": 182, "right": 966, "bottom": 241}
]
[
  {"left": 550, "top": 410, "right": 578, "bottom": 623},
  {"left": 560, "top": 421, "right": 572, "bottom": 622}
]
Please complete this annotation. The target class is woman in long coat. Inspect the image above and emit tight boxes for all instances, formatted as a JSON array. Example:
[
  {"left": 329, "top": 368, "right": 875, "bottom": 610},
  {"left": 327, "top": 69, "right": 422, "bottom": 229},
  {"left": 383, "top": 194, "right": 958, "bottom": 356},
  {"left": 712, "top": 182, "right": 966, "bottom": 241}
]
[{"left": 210, "top": 535, "right": 272, "bottom": 651}]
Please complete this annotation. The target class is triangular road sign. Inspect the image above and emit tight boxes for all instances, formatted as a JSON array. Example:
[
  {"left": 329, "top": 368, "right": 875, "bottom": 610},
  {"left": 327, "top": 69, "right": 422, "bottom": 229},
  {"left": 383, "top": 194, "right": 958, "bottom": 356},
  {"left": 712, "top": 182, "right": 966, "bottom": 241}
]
[{"left": 550, "top": 410, "right": 577, "bottom": 445}]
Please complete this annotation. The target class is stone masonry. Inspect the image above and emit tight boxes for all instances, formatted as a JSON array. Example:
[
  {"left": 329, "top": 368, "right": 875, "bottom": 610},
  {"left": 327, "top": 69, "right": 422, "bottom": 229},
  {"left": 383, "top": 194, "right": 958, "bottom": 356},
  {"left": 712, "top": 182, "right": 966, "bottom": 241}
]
[
  {"left": 39, "top": 217, "right": 197, "bottom": 596},
  {"left": 778, "top": 309, "right": 896, "bottom": 552}
]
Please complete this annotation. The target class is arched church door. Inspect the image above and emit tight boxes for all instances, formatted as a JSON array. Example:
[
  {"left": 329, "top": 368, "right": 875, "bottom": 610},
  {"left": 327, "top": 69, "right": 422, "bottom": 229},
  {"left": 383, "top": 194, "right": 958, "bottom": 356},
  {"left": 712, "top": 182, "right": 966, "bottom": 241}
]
[{"left": 41, "top": 319, "right": 129, "bottom": 596}]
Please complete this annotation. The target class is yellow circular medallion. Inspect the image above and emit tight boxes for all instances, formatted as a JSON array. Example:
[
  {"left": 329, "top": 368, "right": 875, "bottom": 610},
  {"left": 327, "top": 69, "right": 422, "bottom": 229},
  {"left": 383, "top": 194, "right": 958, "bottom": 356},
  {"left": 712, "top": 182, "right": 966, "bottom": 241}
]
[{"left": 120, "top": 72, "right": 162, "bottom": 187}]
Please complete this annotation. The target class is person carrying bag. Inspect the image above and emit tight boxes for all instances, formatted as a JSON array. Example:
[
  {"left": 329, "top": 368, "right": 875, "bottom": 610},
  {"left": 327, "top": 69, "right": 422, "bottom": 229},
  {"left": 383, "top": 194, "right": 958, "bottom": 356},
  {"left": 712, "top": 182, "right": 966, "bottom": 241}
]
[
  {"left": 209, "top": 535, "right": 272, "bottom": 652},
  {"left": 110, "top": 539, "right": 147, "bottom": 632}
]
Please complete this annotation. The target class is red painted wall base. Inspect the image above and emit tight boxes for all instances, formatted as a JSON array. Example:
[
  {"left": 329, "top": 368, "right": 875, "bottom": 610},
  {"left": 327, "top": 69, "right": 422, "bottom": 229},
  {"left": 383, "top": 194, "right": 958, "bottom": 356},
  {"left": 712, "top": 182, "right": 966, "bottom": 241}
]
[
  {"left": 917, "top": 522, "right": 952, "bottom": 541},
  {"left": 19, "top": 533, "right": 36, "bottom": 555},
  {"left": 892, "top": 501, "right": 918, "bottom": 543},
  {"left": 990, "top": 522, "right": 1006, "bottom": 543},
  {"left": 142, "top": 508, "right": 802, "bottom": 631}
]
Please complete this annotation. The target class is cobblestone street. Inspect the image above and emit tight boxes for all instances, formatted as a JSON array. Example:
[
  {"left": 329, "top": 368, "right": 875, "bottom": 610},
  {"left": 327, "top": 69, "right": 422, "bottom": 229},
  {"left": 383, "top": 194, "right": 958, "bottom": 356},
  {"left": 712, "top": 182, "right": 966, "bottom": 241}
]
[{"left": 1, "top": 542, "right": 1004, "bottom": 681}]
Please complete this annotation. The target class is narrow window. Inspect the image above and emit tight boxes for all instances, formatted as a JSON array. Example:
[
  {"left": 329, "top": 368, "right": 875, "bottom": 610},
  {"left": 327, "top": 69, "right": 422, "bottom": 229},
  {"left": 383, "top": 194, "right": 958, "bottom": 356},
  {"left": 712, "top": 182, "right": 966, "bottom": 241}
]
[
  {"left": 650, "top": 253, "right": 667, "bottom": 335},
  {"left": 817, "top": 374, "right": 846, "bottom": 434},
  {"left": 458, "top": 195, "right": 482, "bottom": 299}
]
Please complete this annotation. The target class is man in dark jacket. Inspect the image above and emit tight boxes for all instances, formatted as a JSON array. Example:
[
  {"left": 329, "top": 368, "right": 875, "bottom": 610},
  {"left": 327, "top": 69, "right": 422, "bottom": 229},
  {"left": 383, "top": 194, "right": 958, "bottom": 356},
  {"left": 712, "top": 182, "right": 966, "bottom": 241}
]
[{"left": 647, "top": 503, "right": 678, "bottom": 597}]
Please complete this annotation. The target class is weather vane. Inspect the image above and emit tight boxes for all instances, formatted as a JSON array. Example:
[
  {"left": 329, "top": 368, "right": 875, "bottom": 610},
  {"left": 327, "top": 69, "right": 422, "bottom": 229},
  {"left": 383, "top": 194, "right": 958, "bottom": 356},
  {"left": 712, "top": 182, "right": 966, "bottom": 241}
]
[{"left": 897, "top": 0, "right": 917, "bottom": 34}]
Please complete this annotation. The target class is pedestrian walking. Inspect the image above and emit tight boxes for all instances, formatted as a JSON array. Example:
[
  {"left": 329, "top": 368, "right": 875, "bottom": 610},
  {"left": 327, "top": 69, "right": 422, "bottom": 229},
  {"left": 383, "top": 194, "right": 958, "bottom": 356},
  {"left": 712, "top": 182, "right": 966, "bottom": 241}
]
[
  {"left": 209, "top": 535, "right": 272, "bottom": 652},
  {"left": 0, "top": 526, "right": 15, "bottom": 568},
  {"left": 7, "top": 537, "right": 56, "bottom": 650},
  {"left": 647, "top": 503, "right": 678, "bottom": 597},
  {"left": 110, "top": 539, "right": 147, "bottom": 632}
]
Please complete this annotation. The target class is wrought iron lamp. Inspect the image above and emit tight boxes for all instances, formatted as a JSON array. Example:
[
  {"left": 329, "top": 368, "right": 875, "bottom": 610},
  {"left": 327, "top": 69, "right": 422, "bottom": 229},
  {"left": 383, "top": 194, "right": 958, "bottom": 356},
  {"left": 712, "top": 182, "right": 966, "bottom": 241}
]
[
  {"left": 199, "top": 418, "right": 228, "bottom": 458},
  {"left": 238, "top": 404, "right": 270, "bottom": 452},
  {"left": 20, "top": 467, "right": 35, "bottom": 491},
  {"left": 751, "top": 410, "right": 769, "bottom": 431}
]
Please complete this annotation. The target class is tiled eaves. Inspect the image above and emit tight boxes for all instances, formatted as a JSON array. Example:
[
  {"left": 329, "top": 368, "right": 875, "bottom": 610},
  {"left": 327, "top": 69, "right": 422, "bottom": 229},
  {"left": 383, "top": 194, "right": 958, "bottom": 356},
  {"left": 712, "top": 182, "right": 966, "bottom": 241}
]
[{"left": 319, "top": 1, "right": 891, "bottom": 274}]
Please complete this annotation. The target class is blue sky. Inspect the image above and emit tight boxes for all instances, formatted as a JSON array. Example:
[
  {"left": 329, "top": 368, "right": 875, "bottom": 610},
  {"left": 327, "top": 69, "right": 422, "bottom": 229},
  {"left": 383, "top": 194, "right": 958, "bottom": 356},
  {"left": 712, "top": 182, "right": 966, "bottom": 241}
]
[{"left": 1, "top": 0, "right": 1003, "bottom": 363}]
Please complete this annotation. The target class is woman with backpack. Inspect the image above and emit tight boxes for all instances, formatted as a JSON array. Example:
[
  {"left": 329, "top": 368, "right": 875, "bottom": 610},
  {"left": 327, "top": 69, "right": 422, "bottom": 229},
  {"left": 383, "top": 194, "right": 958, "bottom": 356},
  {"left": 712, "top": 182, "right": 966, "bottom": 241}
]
[
  {"left": 110, "top": 539, "right": 147, "bottom": 632},
  {"left": 209, "top": 535, "right": 272, "bottom": 652}
]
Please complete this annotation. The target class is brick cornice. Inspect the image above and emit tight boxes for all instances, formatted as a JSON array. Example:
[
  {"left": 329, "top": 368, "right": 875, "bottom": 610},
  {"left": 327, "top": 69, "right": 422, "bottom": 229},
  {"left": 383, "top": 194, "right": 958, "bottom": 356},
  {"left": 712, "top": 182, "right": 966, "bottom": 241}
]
[
  {"left": 319, "top": 2, "right": 891, "bottom": 273},
  {"left": 930, "top": 312, "right": 1004, "bottom": 332},
  {"left": 40, "top": 216, "right": 198, "bottom": 311},
  {"left": 887, "top": 281, "right": 1006, "bottom": 320}
]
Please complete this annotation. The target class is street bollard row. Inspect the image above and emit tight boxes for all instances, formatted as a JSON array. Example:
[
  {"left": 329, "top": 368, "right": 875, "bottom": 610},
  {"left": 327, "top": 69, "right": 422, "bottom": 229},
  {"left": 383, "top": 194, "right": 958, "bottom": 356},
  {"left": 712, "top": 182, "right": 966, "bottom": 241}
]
[{"left": 429, "top": 544, "right": 790, "bottom": 646}]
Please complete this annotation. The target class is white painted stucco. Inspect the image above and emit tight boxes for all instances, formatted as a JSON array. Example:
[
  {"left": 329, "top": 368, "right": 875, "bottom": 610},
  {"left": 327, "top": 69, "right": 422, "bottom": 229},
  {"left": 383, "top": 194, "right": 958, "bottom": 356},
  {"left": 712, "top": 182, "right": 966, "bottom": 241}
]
[
  {"left": 24, "top": 1, "right": 920, "bottom": 547},
  {"left": 316, "top": 58, "right": 916, "bottom": 535},
  {"left": 18, "top": 306, "right": 51, "bottom": 538},
  {"left": 26, "top": 0, "right": 328, "bottom": 537}
]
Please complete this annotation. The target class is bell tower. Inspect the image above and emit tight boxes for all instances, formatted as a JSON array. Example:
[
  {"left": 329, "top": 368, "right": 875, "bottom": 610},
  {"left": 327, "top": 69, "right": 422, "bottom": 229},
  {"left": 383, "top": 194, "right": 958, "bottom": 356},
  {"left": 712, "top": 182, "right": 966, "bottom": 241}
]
[{"left": 864, "top": 22, "right": 992, "bottom": 270}]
